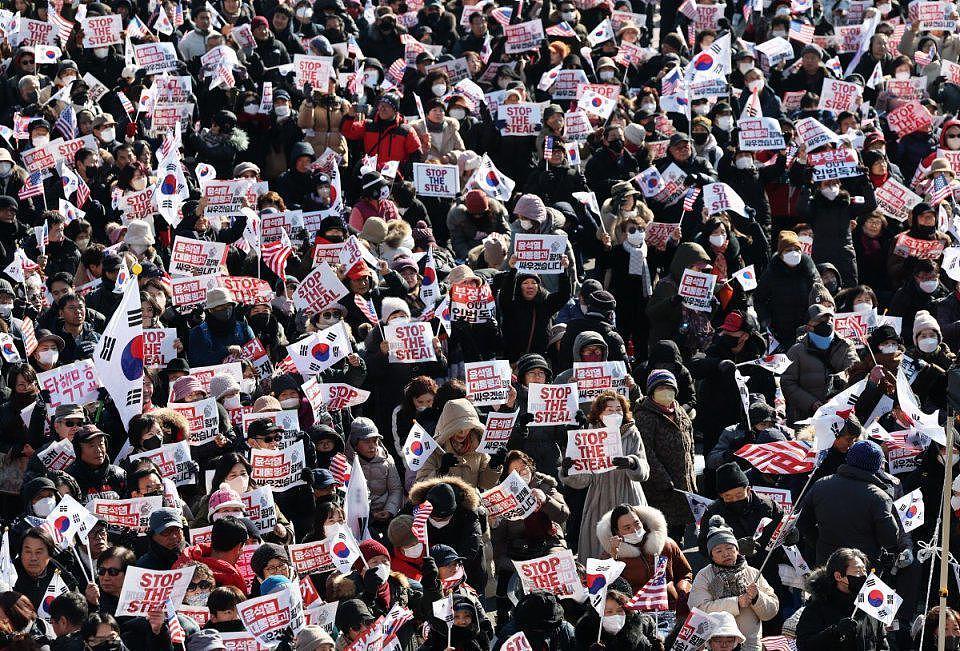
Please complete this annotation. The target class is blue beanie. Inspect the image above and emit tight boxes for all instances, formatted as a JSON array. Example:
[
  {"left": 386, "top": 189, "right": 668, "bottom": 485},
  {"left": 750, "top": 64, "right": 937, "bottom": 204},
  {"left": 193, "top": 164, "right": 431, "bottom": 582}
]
[
  {"left": 846, "top": 440, "right": 884, "bottom": 474},
  {"left": 260, "top": 575, "right": 292, "bottom": 595},
  {"left": 646, "top": 369, "right": 678, "bottom": 393}
]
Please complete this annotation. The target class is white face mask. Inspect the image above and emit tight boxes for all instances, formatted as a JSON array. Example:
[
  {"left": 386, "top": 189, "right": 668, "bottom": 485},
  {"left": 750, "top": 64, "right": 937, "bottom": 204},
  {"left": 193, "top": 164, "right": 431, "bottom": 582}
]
[
  {"left": 33, "top": 496, "right": 56, "bottom": 518},
  {"left": 100, "top": 127, "right": 116, "bottom": 143},
  {"left": 919, "top": 280, "right": 939, "bottom": 294},
  {"left": 372, "top": 563, "right": 390, "bottom": 582},
  {"left": 223, "top": 395, "right": 241, "bottom": 410},
  {"left": 403, "top": 542, "right": 424, "bottom": 557},
  {"left": 275, "top": 104, "right": 291, "bottom": 118},
  {"left": 561, "top": 10, "right": 576, "bottom": 20},
  {"left": 879, "top": 343, "right": 898, "bottom": 354},
  {"left": 32, "top": 135, "right": 49, "bottom": 148},
  {"left": 797, "top": 235, "right": 813, "bottom": 245},
  {"left": 601, "top": 412, "right": 623, "bottom": 430},
  {"left": 599, "top": 69, "right": 615, "bottom": 81},
  {"left": 243, "top": 103, "right": 259, "bottom": 115},
  {"left": 240, "top": 378, "right": 257, "bottom": 394},
  {"left": 895, "top": 70, "right": 911, "bottom": 81},
  {"left": 877, "top": 1, "right": 891, "bottom": 11},
  {"left": 184, "top": 592, "right": 210, "bottom": 606},
  {"left": 776, "top": 6, "right": 790, "bottom": 14},
  {"left": 626, "top": 230, "right": 645, "bottom": 245},
  {"left": 738, "top": 62, "right": 753, "bottom": 75},
  {"left": 430, "top": 516, "right": 452, "bottom": 528},
  {"left": 821, "top": 185, "right": 840, "bottom": 200},
  {"left": 449, "top": 108, "right": 466, "bottom": 120},
  {"left": 771, "top": 29, "right": 787, "bottom": 38},
  {"left": 226, "top": 474, "right": 248, "bottom": 494},
  {"left": 131, "top": 178, "right": 147, "bottom": 191},
  {"left": 324, "top": 523, "right": 340, "bottom": 539},
  {"left": 94, "top": 47, "right": 109, "bottom": 58},
  {"left": 296, "top": 7, "right": 313, "bottom": 18},
  {"left": 280, "top": 397, "right": 299, "bottom": 408},
  {"left": 717, "top": 115, "right": 734, "bottom": 131},
  {"left": 853, "top": 301, "right": 873, "bottom": 313},
  {"left": 364, "top": 71, "right": 379, "bottom": 88},
  {"left": 622, "top": 530, "right": 645, "bottom": 544},
  {"left": 621, "top": 209, "right": 637, "bottom": 219},
  {"left": 640, "top": 101, "right": 657, "bottom": 113},
  {"left": 38, "top": 349, "right": 58, "bottom": 366},
  {"left": 0, "top": 162, "right": 12, "bottom": 177},
  {"left": 782, "top": 250, "right": 802, "bottom": 267},
  {"left": 919, "top": 336, "right": 940, "bottom": 352},
  {"left": 709, "top": 234, "right": 726, "bottom": 247},
  {"left": 602, "top": 614, "right": 626, "bottom": 634},
  {"left": 747, "top": 79, "right": 764, "bottom": 93},
  {"left": 431, "top": 83, "right": 447, "bottom": 97},
  {"left": 0, "top": 303, "right": 12, "bottom": 319},
  {"left": 520, "top": 219, "right": 536, "bottom": 230},
  {"left": 735, "top": 156, "right": 755, "bottom": 169}
]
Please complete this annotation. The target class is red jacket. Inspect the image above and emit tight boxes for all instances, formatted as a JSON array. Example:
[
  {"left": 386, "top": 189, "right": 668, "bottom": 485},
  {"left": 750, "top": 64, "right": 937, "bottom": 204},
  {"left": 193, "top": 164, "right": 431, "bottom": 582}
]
[
  {"left": 174, "top": 543, "right": 249, "bottom": 596},
  {"left": 390, "top": 549, "right": 423, "bottom": 582},
  {"left": 341, "top": 115, "right": 422, "bottom": 165}
]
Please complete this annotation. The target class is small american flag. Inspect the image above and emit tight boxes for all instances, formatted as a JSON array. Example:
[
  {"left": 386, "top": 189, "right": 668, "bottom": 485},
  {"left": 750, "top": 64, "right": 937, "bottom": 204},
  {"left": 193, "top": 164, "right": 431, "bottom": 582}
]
[
  {"left": 75, "top": 174, "right": 90, "bottom": 207},
  {"left": 412, "top": 502, "right": 432, "bottom": 544},
  {"left": 546, "top": 21, "right": 576, "bottom": 37},
  {"left": 661, "top": 65, "right": 682, "bottom": 96},
  {"left": 48, "top": 4, "right": 74, "bottom": 44},
  {"left": 330, "top": 452, "right": 350, "bottom": 484},
  {"left": 386, "top": 58, "right": 407, "bottom": 87},
  {"left": 682, "top": 187, "right": 701, "bottom": 213},
  {"left": 625, "top": 555, "right": 669, "bottom": 611},
  {"left": 929, "top": 172, "right": 953, "bottom": 206},
  {"left": 788, "top": 21, "right": 814, "bottom": 44},
  {"left": 126, "top": 15, "right": 152, "bottom": 39},
  {"left": 18, "top": 171, "right": 44, "bottom": 199},
  {"left": 166, "top": 600, "right": 185, "bottom": 644},
  {"left": 734, "top": 440, "right": 816, "bottom": 474},
  {"left": 678, "top": 0, "right": 697, "bottom": 18},
  {"left": 354, "top": 294, "right": 379, "bottom": 325},
  {"left": 117, "top": 92, "right": 135, "bottom": 117},
  {"left": 173, "top": 2, "right": 184, "bottom": 25},
  {"left": 261, "top": 231, "right": 293, "bottom": 279},
  {"left": 274, "top": 355, "right": 299, "bottom": 375},
  {"left": 54, "top": 105, "right": 77, "bottom": 140},
  {"left": 543, "top": 136, "right": 554, "bottom": 165},
  {"left": 762, "top": 636, "right": 797, "bottom": 651}
]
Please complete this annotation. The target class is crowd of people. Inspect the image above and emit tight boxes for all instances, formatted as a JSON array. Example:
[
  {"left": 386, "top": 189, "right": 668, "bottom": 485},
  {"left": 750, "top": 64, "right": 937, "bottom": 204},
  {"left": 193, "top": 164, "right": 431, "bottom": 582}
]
[{"left": 3, "top": 0, "right": 960, "bottom": 648}]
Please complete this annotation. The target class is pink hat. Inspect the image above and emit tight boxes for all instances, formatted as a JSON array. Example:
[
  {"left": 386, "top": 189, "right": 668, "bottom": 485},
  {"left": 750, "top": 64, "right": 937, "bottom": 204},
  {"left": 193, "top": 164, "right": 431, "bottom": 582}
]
[
  {"left": 209, "top": 483, "right": 244, "bottom": 515},
  {"left": 171, "top": 376, "right": 204, "bottom": 402},
  {"left": 514, "top": 194, "right": 547, "bottom": 223}
]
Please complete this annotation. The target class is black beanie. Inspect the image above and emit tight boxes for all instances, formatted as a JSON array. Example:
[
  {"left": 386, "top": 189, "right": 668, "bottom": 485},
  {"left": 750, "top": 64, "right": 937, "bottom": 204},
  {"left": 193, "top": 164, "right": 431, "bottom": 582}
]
[
  {"left": 425, "top": 482, "right": 457, "bottom": 518},
  {"left": 250, "top": 542, "right": 289, "bottom": 578},
  {"left": 715, "top": 462, "right": 750, "bottom": 494},
  {"left": 516, "top": 354, "right": 552, "bottom": 382}
]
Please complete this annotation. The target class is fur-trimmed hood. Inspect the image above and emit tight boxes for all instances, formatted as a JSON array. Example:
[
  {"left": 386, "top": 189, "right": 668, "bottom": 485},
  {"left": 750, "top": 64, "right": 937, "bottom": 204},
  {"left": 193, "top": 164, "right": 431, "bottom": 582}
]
[
  {"left": 151, "top": 407, "right": 190, "bottom": 443},
  {"left": 408, "top": 475, "right": 480, "bottom": 512},
  {"left": 596, "top": 504, "right": 668, "bottom": 558}
]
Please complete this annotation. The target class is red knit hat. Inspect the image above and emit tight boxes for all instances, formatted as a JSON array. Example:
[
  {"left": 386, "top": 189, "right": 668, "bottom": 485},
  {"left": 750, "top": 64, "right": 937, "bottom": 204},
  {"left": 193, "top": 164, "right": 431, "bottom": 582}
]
[
  {"left": 464, "top": 189, "right": 488, "bottom": 214},
  {"left": 358, "top": 539, "right": 389, "bottom": 562}
]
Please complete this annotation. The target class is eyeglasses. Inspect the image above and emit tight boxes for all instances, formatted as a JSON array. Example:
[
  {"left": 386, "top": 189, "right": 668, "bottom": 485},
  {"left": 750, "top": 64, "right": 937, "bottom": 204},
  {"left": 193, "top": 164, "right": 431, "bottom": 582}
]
[
  {"left": 188, "top": 580, "right": 214, "bottom": 591},
  {"left": 97, "top": 566, "right": 124, "bottom": 576},
  {"left": 256, "top": 435, "right": 282, "bottom": 443},
  {"left": 264, "top": 562, "right": 290, "bottom": 574},
  {"left": 320, "top": 311, "right": 342, "bottom": 320},
  {"left": 63, "top": 419, "right": 85, "bottom": 427}
]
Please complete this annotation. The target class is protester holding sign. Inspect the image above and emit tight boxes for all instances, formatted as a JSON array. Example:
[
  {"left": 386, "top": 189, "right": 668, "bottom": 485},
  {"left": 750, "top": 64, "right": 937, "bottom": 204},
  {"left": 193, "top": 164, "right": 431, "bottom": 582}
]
[{"left": 498, "top": 254, "right": 573, "bottom": 362}]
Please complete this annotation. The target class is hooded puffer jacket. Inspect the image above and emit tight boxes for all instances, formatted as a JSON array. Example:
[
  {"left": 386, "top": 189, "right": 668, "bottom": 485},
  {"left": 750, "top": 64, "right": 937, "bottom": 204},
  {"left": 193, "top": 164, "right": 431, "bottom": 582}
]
[{"left": 414, "top": 398, "right": 500, "bottom": 490}]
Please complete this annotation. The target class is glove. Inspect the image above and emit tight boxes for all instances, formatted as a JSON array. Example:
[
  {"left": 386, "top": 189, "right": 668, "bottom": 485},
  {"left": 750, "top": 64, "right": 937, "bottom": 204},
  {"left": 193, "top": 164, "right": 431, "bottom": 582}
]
[
  {"left": 897, "top": 548, "right": 914, "bottom": 568},
  {"left": 736, "top": 536, "right": 757, "bottom": 557},
  {"left": 611, "top": 456, "right": 636, "bottom": 470},
  {"left": 362, "top": 566, "right": 384, "bottom": 593},
  {"left": 834, "top": 617, "right": 858, "bottom": 639},
  {"left": 575, "top": 409, "right": 589, "bottom": 428},
  {"left": 718, "top": 359, "right": 736, "bottom": 374},
  {"left": 488, "top": 448, "right": 507, "bottom": 469},
  {"left": 876, "top": 548, "right": 897, "bottom": 573},
  {"left": 439, "top": 453, "right": 459, "bottom": 475},
  {"left": 561, "top": 457, "right": 575, "bottom": 472},
  {"left": 517, "top": 412, "right": 535, "bottom": 428},
  {"left": 38, "top": 389, "right": 52, "bottom": 404}
]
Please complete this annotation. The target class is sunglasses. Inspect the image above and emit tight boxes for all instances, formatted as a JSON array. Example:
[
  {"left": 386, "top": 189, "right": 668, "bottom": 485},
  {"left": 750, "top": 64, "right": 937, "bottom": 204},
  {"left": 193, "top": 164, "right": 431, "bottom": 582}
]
[
  {"left": 97, "top": 567, "right": 123, "bottom": 576},
  {"left": 256, "top": 435, "right": 283, "bottom": 443},
  {"left": 320, "top": 311, "right": 342, "bottom": 320},
  {"left": 64, "top": 419, "right": 85, "bottom": 427},
  {"left": 188, "top": 580, "right": 214, "bottom": 591}
]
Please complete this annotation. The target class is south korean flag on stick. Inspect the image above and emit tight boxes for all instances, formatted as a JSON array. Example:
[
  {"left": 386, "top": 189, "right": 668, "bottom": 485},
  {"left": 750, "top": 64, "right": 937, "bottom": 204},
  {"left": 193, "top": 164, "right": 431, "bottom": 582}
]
[{"left": 92, "top": 280, "right": 144, "bottom": 428}]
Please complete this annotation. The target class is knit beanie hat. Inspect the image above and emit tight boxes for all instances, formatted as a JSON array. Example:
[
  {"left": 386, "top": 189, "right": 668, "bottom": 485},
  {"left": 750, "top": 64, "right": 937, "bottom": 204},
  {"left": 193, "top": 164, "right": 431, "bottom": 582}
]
[
  {"left": 250, "top": 542, "right": 290, "bottom": 578},
  {"left": 748, "top": 400, "right": 775, "bottom": 425},
  {"left": 252, "top": 395, "right": 282, "bottom": 412},
  {"left": 514, "top": 194, "right": 547, "bottom": 223},
  {"left": 360, "top": 217, "right": 388, "bottom": 244},
  {"left": 846, "top": 440, "right": 884, "bottom": 474},
  {"left": 380, "top": 296, "right": 411, "bottom": 322},
  {"left": 387, "top": 515, "right": 417, "bottom": 549},
  {"left": 358, "top": 539, "right": 389, "bottom": 562},
  {"left": 586, "top": 290, "right": 616, "bottom": 314},
  {"left": 646, "top": 369, "right": 678, "bottom": 393},
  {"left": 171, "top": 376, "right": 204, "bottom": 402},
  {"left": 777, "top": 230, "right": 801, "bottom": 255},
  {"left": 715, "top": 462, "right": 750, "bottom": 494},
  {"left": 913, "top": 309, "right": 941, "bottom": 344},
  {"left": 208, "top": 374, "right": 240, "bottom": 399},
  {"left": 516, "top": 353, "right": 552, "bottom": 381},
  {"left": 482, "top": 233, "right": 510, "bottom": 268},
  {"left": 705, "top": 515, "right": 739, "bottom": 554},
  {"left": 412, "top": 220, "right": 435, "bottom": 250},
  {"left": 209, "top": 483, "right": 244, "bottom": 516},
  {"left": 464, "top": 189, "right": 489, "bottom": 213}
]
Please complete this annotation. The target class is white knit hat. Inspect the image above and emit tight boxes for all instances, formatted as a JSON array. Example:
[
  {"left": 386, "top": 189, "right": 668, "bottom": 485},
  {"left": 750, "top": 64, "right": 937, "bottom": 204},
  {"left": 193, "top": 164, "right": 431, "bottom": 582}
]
[
  {"left": 707, "top": 611, "right": 746, "bottom": 643},
  {"left": 912, "top": 309, "right": 941, "bottom": 344}
]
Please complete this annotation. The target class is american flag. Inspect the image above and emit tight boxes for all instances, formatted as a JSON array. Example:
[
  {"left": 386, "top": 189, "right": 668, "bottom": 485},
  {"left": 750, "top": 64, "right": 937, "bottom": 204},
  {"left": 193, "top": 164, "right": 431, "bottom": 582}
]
[
  {"left": 734, "top": 440, "right": 816, "bottom": 474},
  {"left": 173, "top": 2, "right": 184, "bottom": 25},
  {"left": 546, "top": 21, "right": 576, "bottom": 37},
  {"left": 117, "top": 92, "right": 135, "bottom": 117},
  {"left": 75, "top": 174, "right": 90, "bottom": 207},
  {"left": 661, "top": 64, "right": 682, "bottom": 96},
  {"left": 490, "top": 7, "right": 512, "bottom": 25},
  {"left": 625, "top": 555, "right": 669, "bottom": 611},
  {"left": 788, "top": 21, "right": 814, "bottom": 44},
  {"left": 929, "top": 172, "right": 953, "bottom": 206},
  {"left": 261, "top": 231, "right": 293, "bottom": 278},
  {"left": 54, "top": 105, "right": 77, "bottom": 139},
  {"left": 18, "top": 171, "right": 44, "bottom": 200},
  {"left": 412, "top": 502, "right": 432, "bottom": 544},
  {"left": 166, "top": 600, "right": 185, "bottom": 644},
  {"left": 678, "top": 0, "right": 698, "bottom": 18},
  {"left": 126, "top": 15, "right": 152, "bottom": 39},
  {"left": 543, "top": 136, "right": 554, "bottom": 163},
  {"left": 762, "top": 636, "right": 797, "bottom": 651},
  {"left": 48, "top": 4, "right": 74, "bottom": 44},
  {"left": 354, "top": 294, "right": 379, "bottom": 325},
  {"left": 682, "top": 187, "right": 701, "bottom": 213},
  {"left": 386, "top": 57, "right": 407, "bottom": 87},
  {"left": 915, "top": 45, "right": 937, "bottom": 68},
  {"left": 330, "top": 452, "right": 350, "bottom": 485}
]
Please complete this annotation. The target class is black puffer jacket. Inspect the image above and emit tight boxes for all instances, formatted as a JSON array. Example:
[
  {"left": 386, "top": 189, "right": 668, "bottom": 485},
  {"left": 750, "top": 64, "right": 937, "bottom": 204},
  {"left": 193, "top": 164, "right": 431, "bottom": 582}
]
[
  {"left": 573, "top": 609, "right": 662, "bottom": 651},
  {"left": 754, "top": 253, "right": 821, "bottom": 347},
  {"left": 798, "top": 187, "right": 859, "bottom": 288},
  {"left": 66, "top": 459, "right": 126, "bottom": 504},
  {"left": 795, "top": 570, "right": 889, "bottom": 651}
]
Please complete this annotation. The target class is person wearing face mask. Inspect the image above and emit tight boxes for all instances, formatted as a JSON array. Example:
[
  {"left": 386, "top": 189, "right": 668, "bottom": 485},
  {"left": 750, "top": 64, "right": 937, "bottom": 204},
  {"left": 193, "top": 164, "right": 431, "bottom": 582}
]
[
  {"left": 387, "top": 515, "right": 427, "bottom": 581},
  {"left": 413, "top": 99, "right": 465, "bottom": 166},
  {"left": 0, "top": 150, "right": 25, "bottom": 202},
  {"left": 30, "top": 330, "right": 64, "bottom": 373},
  {"left": 573, "top": 589, "right": 662, "bottom": 649},
  {"left": 416, "top": 545, "right": 494, "bottom": 649},
  {"left": 498, "top": 253, "right": 573, "bottom": 363},
  {"left": 690, "top": 516, "right": 779, "bottom": 651},
  {"left": 799, "top": 437, "right": 901, "bottom": 565},
  {"left": 889, "top": 200, "right": 951, "bottom": 285},
  {"left": 754, "top": 231, "right": 823, "bottom": 347},
  {"left": 717, "top": 146, "right": 774, "bottom": 240},
  {"left": 781, "top": 305, "right": 858, "bottom": 421},
  {"left": 597, "top": 503, "right": 693, "bottom": 608},
  {"left": 389, "top": 376, "right": 438, "bottom": 477},
  {"left": 585, "top": 126, "right": 645, "bottom": 206},
  {"left": 691, "top": 116, "right": 723, "bottom": 168},
  {"left": 732, "top": 68, "right": 785, "bottom": 120},
  {"left": 847, "top": 324, "right": 901, "bottom": 403},
  {"left": 297, "top": 82, "right": 351, "bottom": 168},
  {"left": 603, "top": 212, "right": 654, "bottom": 358},
  {"left": 342, "top": 93, "right": 424, "bottom": 178},
  {"left": 190, "top": 109, "right": 251, "bottom": 178},
  {"left": 706, "top": 400, "right": 790, "bottom": 474},
  {"left": 187, "top": 288, "right": 255, "bottom": 367},
  {"left": 506, "top": 195, "right": 578, "bottom": 295},
  {"left": 560, "top": 391, "right": 649, "bottom": 560},
  {"left": 347, "top": 418, "right": 403, "bottom": 534},
  {"left": 903, "top": 310, "right": 956, "bottom": 413},
  {"left": 349, "top": 170, "right": 402, "bottom": 230},
  {"left": 890, "top": 259, "right": 947, "bottom": 337},
  {"left": 797, "top": 176, "right": 859, "bottom": 289}
]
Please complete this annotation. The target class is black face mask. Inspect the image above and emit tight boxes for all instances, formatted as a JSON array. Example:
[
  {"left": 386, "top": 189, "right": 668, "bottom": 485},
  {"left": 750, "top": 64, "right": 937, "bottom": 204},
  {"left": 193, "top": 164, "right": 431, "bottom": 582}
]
[
  {"left": 845, "top": 574, "right": 866, "bottom": 594},
  {"left": 91, "top": 641, "right": 121, "bottom": 651},
  {"left": 250, "top": 312, "right": 271, "bottom": 330},
  {"left": 692, "top": 132, "right": 708, "bottom": 145},
  {"left": 324, "top": 233, "right": 344, "bottom": 243},
  {"left": 141, "top": 436, "right": 162, "bottom": 451},
  {"left": 812, "top": 321, "right": 833, "bottom": 336},
  {"left": 209, "top": 307, "right": 234, "bottom": 322},
  {"left": 607, "top": 139, "right": 624, "bottom": 152},
  {"left": 727, "top": 497, "right": 750, "bottom": 513}
]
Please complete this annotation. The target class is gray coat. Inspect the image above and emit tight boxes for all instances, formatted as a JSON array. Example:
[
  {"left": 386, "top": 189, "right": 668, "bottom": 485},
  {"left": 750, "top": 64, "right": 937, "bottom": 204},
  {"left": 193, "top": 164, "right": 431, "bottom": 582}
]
[
  {"left": 635, "top": 396, "right": 697, "bottom": 530},
  {"left": 561, "top": 420, "right": 649, "bottom": 562},
  {"left": 798, "top": 464, "right": 902, "bottom": 566},
  {"left": 781, "top": 334, "right": 858, "bottom": 423},
  {"left": 346, "top": 440, "right": 404, "bottom": 516}
]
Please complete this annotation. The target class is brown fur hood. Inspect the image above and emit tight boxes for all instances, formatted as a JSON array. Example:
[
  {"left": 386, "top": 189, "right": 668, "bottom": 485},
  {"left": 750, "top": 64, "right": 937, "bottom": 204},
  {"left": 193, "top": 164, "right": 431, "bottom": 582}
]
[
  {"left": 151, "top": 407, "right": 190, "bottom": 442},
  {"left": 596, "top": 504, "right": 669, "bottom": 558},
  {"left": 408, "top": 475, "right": 480, "bottom": 512}
]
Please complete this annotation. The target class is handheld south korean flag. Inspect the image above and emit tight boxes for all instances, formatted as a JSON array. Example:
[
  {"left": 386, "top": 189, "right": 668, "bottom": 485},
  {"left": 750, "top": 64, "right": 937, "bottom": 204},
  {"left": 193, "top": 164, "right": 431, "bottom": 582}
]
[
  {"left": 403, "top": 421, "right": 439, "bottom": 471},
  {"left": 855, "top": 573, "right": 902, "bottom": 626},
  {"left": 585, "top": 557, "right": 626, "bottom": 616},
  {"left": 894, "top": 488, "right": 924, "bottom": 532},
  {"left": 93, "top": 280, "right": 144, "bottom": 428},
  {"left": 153, "top": 155, "right": 189, "bottom": 227},
  {"left": 324, "top": 524, "right": 362, "bottom": 574}
]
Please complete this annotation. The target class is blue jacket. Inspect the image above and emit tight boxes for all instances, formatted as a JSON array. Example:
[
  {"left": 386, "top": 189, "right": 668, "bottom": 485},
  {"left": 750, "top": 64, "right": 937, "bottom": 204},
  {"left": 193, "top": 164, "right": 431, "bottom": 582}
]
[{"left": 187, "top": 320, "right": 255, "bottom": 367}]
